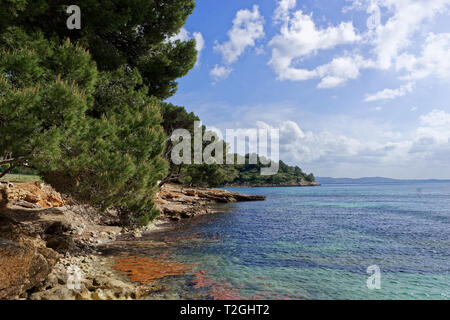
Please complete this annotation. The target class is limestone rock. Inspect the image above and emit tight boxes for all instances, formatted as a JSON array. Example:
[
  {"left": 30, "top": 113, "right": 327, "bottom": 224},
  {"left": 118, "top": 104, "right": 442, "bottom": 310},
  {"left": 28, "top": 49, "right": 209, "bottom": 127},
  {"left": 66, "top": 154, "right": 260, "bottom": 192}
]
[
  {"left": 3, "top": 182, "right": 64, "bottom": 208},
  {"left": 155, "top": 184, "right": 265, "bottom": 221},
  {"left": 0, "top": 216, "right": 59, "bottom": 299}
]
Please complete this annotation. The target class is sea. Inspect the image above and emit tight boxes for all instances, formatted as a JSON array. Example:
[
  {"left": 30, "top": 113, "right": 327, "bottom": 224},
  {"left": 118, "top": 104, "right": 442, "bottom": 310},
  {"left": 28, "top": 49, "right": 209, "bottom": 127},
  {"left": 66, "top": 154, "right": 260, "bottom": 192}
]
[{"left": 112, "top": 181, "right": 450, "bottom": 300}]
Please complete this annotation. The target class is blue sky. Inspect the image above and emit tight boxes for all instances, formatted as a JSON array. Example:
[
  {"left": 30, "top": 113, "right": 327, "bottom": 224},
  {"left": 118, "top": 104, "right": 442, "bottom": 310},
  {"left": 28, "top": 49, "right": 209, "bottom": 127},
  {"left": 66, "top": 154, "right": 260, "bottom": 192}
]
[{"left": 168, "top": 0, "right": 450, "bottom": 179}]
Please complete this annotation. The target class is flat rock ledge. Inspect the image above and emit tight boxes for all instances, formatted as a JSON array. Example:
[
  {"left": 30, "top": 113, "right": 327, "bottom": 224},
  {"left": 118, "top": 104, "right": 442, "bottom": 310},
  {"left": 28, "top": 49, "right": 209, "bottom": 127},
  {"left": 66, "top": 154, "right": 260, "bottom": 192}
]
[{"left": 155, "top": 183, "right": 266, "bottom": 221}]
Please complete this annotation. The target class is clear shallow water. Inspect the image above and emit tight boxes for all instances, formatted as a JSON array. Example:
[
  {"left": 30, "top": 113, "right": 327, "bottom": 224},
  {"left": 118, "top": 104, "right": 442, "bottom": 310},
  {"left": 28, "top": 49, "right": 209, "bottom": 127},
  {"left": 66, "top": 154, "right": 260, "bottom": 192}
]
[{"left": 128, "top": 182, "right": 450, "bottom": 299}]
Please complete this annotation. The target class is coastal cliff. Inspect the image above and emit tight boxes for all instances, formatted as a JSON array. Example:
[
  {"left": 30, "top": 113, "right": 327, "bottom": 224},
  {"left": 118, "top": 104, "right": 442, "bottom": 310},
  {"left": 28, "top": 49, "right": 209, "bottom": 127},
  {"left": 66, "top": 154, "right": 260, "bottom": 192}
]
[{"left": 0, "top": 182, "right": 265, "bottom": 300}]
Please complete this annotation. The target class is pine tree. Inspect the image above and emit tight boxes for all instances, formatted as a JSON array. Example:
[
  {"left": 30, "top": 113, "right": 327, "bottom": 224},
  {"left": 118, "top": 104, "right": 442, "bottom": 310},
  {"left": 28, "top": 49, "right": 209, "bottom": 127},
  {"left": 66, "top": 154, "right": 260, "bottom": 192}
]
[
  {"left": 43, "top": 69, "right": 168, "bottom": 225},
  {"left": 0, "top": 28, "right": 167, "bottom": 225},
  {"left": 1, "top": 1, "right": 204, "bottom": 224},
  {"left": 0, "top": 28, "right": 96, "bottom": 178},
  {"left": 0, "top": 0, "right": 198, "bottom": 99}
]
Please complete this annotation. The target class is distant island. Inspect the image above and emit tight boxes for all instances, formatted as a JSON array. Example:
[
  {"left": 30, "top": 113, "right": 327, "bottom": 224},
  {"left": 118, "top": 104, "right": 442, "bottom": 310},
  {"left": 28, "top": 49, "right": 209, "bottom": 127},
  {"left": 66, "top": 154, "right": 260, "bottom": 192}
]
[{"left": 316, "top": 177, "right": 450, "bottom": 184}]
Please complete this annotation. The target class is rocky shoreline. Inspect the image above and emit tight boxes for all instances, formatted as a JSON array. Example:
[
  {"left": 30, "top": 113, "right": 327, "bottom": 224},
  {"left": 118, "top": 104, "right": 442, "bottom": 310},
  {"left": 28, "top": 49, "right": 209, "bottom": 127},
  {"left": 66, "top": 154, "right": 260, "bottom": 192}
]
[
  {"left": 0, "top": 182, "right": 265, "bottom": 300},
  {"left": 156, "top": 183, "right": 266, "bottom": 221}
]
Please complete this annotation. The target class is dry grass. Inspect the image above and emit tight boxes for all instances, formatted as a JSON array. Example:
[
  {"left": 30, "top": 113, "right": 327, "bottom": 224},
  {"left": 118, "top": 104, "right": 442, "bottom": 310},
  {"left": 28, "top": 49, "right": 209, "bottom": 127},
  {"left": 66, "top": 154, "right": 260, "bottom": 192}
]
[{"left": 0, "top": 173, "right": 42, "bottom": 183}]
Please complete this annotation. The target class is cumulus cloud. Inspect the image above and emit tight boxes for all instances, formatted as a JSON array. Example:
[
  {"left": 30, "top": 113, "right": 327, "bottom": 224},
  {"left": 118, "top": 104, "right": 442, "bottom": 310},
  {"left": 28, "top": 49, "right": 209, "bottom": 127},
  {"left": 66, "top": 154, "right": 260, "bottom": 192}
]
[
  {"left": 266, "top": 54, "right": 372, "bottom": 88},
  {"left": 396, "top": 33, "right": 450, "bottom": 80},
  {"left": 268, "top": 0, "right": 450, "bottom": 99},
  {"left": 253, "top": 109, "right": 450, "bottom": 178},
  {"left": 315, "top": 55, "right": 372, "bottom": 88},
  {"left": 214, "top": 5, "right": 265, "bottom": 64},
  {"left": 350, "top": 0, "right": 450, "bottom": 99},
  {"left": 364, "top": 82, "right": 414, "bottom": 102},
  {"left": 410, "top": 109, "right": 450, "bottom": 155},
  {"left": 273, "top": 0, "right": 297, "bottom": 23},
  {"left": 169, "top": 28, "right": 205, "bottom": 66},
  {"left": 269, "top": 2, "right": 361, "bottom": 82},
  {"left": 419, "top": 109, "right": 450, "bottom": 127},
  {"left": 364, "top": 30, "right": 450, "bottom": 103},
  {"left": 369, "top": 0, "right": 450, "bottom": 70},
  {"left": 210, "top": 65, "right": 233, "bottom": 81}
]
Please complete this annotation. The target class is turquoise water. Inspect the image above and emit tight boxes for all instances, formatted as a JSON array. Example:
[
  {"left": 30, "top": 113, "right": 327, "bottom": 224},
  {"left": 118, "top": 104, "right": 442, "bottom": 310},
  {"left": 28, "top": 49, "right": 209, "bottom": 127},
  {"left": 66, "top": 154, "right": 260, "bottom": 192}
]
[{"left": 144, "top": 182, "right": 450, "bottom": 299}]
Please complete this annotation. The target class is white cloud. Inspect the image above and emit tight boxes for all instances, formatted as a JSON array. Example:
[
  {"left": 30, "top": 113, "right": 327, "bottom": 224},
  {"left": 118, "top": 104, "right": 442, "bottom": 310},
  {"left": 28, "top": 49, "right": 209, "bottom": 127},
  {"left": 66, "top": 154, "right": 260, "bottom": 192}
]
[
  {"left": 169, "top": 28, "right": 205, "bottom": 66},
  {"left": 268, "top": 54, "right": 372, "bottom": 88},
  {"left": 214, "top": 5, "right": 265, "bottom": 65},
  {"left": 200, "top": 98, "right": 450, "bottom": 177},
  {"left": 347, "top": 0, "right": 450, "bottom": 100},
  {"left": 364, "top": 82, "right": 414, "bottom": 102},
  {"left": 268, "top": 0, "right": 450, "bottom": 99},
  {"left": 369, "top": 0, "right": 450, "bottom": 70},
  {"left": 410, "top": 109, "right": 450, "bottom": 155},
  {"left": 210, "top": 65, "right": 233, "bottom": 81},
  {"left": 269, "top": 0, "right": 361, "bottom": 84},
  {"left": 274, "top": 0, "right": 297, "bottom": 23},
  {"left": 193, "top": 32, "right": 205, "bottom": 65},
  {"left": 420, "top": 109, "right": 450, "bottom": 127},
  {"left": 169, "top": 28, "right": 190, "bottom": 42},
  {"left": 396, "top": 33, "right": 450, "bottom": 80},
  {"left": 316, "top": 55, "right": 372, "bottom": 88},
  {"left": 254, "top": 45, "right": 266, "bottom": 56},
  {"left": 253, "top": 109, "right": 450, "bottom": 178}
]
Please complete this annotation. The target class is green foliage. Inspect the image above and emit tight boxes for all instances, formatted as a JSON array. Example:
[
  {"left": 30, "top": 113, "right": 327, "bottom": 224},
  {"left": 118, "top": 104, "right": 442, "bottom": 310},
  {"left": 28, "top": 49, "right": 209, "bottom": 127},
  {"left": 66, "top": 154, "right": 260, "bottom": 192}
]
[
  {"left": 159, "top": 104, "right": 314, "bottom": 188},
  {"left": 42, "top": 68, "right": 168, "bottom": 226},
  {"left": 0, "top": 31, "right": 95, "bottom": 174},
  {"left": 160, "top": 102, "right": 200, "bottom": 139},
  {"left": 0, "top": 28, "right": 168, "bottom": 225},
  {"left": 0, "top": 1, "right": 316, "bottom": 227},
  {"left": 0, "top": 0, "right": 198, "bottom": 99},
  {"left": 159, "top": 102, "right": 239, "bottom": 187},
  {"left": 226, "top": 155, "right": 316, "bottom": 186},
  {"left": 1, "top": 0, "right": 200, "bottom": 225}
]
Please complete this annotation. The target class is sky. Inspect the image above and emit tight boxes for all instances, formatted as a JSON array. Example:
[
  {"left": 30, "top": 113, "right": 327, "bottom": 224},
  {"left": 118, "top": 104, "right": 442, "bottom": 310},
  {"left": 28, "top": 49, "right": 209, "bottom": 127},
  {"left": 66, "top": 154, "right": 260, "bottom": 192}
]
[{"left": 167, "top": 0, "right": 450, "bottom": 179}]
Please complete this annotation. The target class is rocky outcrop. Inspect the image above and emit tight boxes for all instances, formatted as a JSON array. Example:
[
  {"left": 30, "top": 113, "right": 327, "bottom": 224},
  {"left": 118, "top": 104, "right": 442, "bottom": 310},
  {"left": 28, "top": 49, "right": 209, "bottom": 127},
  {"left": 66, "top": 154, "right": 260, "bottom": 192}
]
[
  {"left": 1, "top": 182, "right": 266, "bottom": 299},
  {"left": 29, "top": 255, "right": 153, "bottom": 300},
  {"left": 299, "top": 181, "right": 321, "bottom": 187},
  {"left": 155, "top": 184, "right": 266, "bottom": 221},
  {"left": 0, "top": 216, "right": 59, "bottom": 300},
  {"left": 0, "top": 183, "right": 123, "bottom": 299},
  {"left": 0, "top": 181, "right": 64, "bottom": 208}
]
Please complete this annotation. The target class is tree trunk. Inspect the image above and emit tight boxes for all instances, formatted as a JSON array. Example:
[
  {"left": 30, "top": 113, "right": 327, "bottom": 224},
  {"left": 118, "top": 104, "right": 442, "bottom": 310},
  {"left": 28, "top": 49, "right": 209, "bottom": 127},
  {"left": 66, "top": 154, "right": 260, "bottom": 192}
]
[
  {"left": 0, "top": 159, "right": 15, "bottom": 165},
  {"left": 158, "top": 173, "right": 188, "bottom": 187},
  {"left": 0, "top": 164, "right": 16, "bottom": 179}
]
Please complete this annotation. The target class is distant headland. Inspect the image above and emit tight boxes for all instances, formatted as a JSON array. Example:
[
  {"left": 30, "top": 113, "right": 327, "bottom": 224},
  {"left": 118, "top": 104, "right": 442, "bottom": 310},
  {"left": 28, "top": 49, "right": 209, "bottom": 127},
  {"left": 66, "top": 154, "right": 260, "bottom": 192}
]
[{"left": 316, "top": 177, "right": 450, "bottom": 184}]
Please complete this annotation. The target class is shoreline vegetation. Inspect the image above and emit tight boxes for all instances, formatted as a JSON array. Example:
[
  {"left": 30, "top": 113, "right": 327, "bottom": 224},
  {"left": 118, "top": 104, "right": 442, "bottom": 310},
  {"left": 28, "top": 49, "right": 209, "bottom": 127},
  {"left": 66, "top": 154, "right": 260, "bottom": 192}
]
[
  {"left": 0, "top": 1, "right": 318, "bottom": 300},
  {"left": 0, "top": 180, "right": 266, "bottom": 299},
  {"left": 0, "top": 0, "right": 318, "bottom": 225}
]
